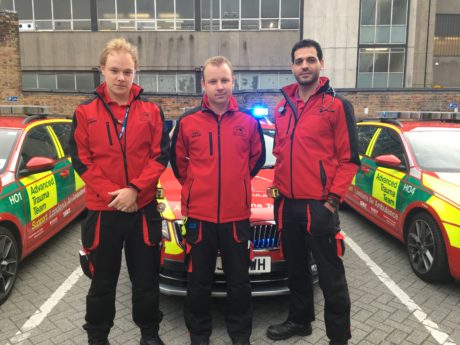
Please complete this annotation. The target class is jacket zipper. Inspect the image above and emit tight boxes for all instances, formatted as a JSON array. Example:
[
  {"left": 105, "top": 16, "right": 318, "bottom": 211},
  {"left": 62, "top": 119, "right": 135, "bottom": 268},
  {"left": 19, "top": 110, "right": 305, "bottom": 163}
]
[
  {"left": 106, "top": 122, "right": 113, "bottom": 145},
  {"left": 243, "top": 179, "right": 249, "bottom": 208},
  {"left": 209, "top": 132, "right": 213, "bottom": 156},
  {"left": 217, "top": 119, "right": 222, "bottom": 222},
  {"left": 186, "top": 179, "right": 194, "bottom": 213}
]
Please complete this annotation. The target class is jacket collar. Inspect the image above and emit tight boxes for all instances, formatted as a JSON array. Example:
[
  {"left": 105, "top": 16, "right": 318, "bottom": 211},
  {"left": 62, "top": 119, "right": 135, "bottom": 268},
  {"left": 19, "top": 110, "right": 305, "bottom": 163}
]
[
  {"left": 281, "top": 76, "right": 333, "bottom": 101},
  {"left": 95, "top": 82, "right": 143, "bottom": 105}
]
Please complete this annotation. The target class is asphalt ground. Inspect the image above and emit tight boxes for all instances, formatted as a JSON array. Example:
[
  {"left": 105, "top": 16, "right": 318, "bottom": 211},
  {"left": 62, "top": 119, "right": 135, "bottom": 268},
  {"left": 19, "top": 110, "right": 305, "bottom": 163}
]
[{"left": 1, "top": 208, "right": 459, "bottom": 345}]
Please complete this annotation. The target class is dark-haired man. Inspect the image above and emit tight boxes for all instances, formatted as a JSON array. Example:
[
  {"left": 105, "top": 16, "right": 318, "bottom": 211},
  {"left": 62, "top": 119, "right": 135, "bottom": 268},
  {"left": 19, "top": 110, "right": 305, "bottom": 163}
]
[{"left": 266, "top": 39, "right": 360, "bottom": 345}]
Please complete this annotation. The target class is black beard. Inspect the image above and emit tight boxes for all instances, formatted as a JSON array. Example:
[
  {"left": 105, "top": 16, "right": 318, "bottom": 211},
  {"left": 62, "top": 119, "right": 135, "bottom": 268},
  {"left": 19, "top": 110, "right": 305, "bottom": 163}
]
[{"left": 294, "top": 74, "right": 319, "bottom": 87}]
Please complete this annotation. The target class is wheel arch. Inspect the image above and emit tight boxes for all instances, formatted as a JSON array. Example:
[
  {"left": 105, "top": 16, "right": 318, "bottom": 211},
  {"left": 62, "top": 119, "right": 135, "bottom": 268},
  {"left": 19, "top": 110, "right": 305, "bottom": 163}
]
[{"left": 0, "top": 221, "right": 23, "bottom": 259}]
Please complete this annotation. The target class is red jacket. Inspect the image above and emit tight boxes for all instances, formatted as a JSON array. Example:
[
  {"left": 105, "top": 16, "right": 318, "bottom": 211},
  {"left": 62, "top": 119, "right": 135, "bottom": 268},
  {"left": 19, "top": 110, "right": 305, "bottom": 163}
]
[
  {"left": 170, "top": 95, "right": 265, "bottom": 223},
  {"left": 273, "top": 77, "right": 360, "bottom": 201},
  {"left": 70, "top": 82, "right": 169, "bottom": 210}
]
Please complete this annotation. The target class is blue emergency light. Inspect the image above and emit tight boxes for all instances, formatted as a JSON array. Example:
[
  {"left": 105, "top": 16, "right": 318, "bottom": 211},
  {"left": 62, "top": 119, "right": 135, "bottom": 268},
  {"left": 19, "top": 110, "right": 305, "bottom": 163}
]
[{"left": 251, "top": 105, "right": 269, "bottom": 117}]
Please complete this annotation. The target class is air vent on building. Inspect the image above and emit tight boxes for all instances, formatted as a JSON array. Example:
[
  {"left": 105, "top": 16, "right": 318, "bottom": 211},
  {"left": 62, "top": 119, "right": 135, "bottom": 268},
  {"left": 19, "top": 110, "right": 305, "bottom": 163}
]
[{"left": 19, "top": 22, "right": 35, "bottom": 31}]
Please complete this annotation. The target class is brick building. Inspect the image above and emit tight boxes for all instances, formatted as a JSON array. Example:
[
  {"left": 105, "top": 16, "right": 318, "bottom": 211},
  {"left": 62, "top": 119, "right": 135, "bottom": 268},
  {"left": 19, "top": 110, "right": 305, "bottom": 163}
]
[{"left": 0, "top": 5, "right": 459, "bottom": 119}]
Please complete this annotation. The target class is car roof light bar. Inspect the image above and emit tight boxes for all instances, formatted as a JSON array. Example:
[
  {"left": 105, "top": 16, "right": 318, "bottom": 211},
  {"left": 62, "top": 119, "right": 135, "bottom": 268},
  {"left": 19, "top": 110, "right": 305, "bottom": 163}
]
[
  {"left": 0, "top": 105, "right": 49, "bottom": 116},
  {"left": 378, "top": 111, "right": 460, "bottom": 121}
]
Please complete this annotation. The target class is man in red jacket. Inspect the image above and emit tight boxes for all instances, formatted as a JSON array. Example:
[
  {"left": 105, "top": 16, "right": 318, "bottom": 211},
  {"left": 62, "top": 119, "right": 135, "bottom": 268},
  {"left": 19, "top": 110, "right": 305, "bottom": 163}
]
[
  {"left": 170, "top": 56, "right": 265, "bottom": 345},
  {"left": 70, "top": 38, "right": 169, "bottom": 345},
  {"left": 266, "top": 39, "right": 360, "bottom": 345}
]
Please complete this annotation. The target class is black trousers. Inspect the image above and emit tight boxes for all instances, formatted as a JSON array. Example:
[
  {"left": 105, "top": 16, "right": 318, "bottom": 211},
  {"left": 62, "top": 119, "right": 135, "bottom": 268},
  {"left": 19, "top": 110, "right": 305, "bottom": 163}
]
[
  {"left": 81, "top": 202, "right": 162, "bottom": 341},
  {"left": 184, "top": 218, "right": 253, "bottom": 343},
  {"left": 275, "top": 197, "right": 351, "bottom": 343}
]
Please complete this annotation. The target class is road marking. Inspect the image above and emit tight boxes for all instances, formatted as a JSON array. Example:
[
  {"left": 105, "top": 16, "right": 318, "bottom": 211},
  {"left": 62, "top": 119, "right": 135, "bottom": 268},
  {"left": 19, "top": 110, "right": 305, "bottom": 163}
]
[
  {"left": 7, "top": 266, "right": 83, "bottom": 345},
  {"left": 344, "top": 233, "right": 457, "bottom": 345}
]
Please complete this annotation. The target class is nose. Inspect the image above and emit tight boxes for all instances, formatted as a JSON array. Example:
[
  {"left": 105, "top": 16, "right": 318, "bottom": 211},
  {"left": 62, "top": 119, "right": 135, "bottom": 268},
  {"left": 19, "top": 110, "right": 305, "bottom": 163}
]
[{"left": 116, "top": 71, "right": 125, "bottom": 81}]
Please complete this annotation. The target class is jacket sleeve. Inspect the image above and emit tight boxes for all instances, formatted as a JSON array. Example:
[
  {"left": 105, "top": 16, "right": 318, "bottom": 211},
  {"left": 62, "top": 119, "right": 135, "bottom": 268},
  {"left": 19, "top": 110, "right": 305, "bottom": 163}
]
[
  {"left": 128, "top": 105, "right": 170, "bottom": 192},
  {"left": 170, "top": 117, "right": 188, "bottom": 185},
  {"left": 69, "top": 107, "right": 121, "bottom": 203},
  {"left": 329, "top": 98, "right": 361, "bottom": 201},
  {"left": 249, "top": 119, "right": 266, "bottom": 178}
]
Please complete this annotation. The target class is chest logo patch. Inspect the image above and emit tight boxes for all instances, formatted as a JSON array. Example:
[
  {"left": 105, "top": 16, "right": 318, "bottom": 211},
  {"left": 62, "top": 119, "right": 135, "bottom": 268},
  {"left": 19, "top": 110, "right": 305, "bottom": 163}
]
[
  {"left": 233, "top": 126, "right": 246, "bottom": 137},
  {"left": 191, "top": 131, "right": 201, "bottom": 138}
]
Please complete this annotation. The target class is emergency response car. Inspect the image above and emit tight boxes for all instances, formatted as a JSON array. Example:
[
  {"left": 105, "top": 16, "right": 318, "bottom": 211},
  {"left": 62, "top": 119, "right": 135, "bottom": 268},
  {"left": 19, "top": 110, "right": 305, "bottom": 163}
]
[
  {"left": 345, "top": 111, "right": 460, "bottom": 282},
  {"left": 157, "top": 124, "right": 316, "bottom": 296},
  {"left": 0, "top": 106, "right": 85, "bottom": 304}
]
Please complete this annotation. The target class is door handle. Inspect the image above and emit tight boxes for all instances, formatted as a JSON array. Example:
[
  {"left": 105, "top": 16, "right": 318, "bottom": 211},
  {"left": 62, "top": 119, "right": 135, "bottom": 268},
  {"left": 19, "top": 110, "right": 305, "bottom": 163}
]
[
  {"left": 60, "top": 169, "right": 70, "bottom": 177},
  {"left": 361, "top": 166, "right": 370, "bottom": 173}
]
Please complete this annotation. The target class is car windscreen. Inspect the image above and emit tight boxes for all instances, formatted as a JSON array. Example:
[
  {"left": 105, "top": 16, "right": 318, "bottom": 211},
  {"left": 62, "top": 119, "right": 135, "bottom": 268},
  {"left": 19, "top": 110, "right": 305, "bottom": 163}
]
[
  {"left": 0, "top": 128, "right": 20, "bottom": 174},
  {"left": 405, "top": 129, "right": 460, "bottom": 172},
  {"left": 263, "top": 129, "right": 275, "bottom": 168}
]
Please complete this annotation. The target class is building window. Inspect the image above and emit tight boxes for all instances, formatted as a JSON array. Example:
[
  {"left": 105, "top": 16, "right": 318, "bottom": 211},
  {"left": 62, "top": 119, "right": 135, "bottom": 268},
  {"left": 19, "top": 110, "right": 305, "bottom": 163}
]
[
  {"left": 22, "top": 71, "right": 95, "bottom": 91},
  {"left": 357, "top": 48, "right": 405, "bottom": 88},
  {"left": 97, "top": 0, "right": 195, "bottom": 31},
  {"left": 434, "top": 14, "right": 460, "bottom": 56},
  {"left": 201, "top": 0, "right": 300, "bottom": 31},
  {"left": 3, "top": 0, "right": 92, "bottom": 31},
  {"left": 137, "top": 72, "right": 196, "bottom": 93},
  {"left": 234, "top": 72, "right": 295, "bottom": 91},
  {"left": 360, "top": 0, "right": 408, "bottom": 44}
]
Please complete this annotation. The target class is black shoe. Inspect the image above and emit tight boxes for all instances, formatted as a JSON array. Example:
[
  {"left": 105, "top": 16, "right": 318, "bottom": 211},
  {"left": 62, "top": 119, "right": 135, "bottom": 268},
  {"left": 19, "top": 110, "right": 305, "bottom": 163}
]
[
  {"left": 266, "top": 320, "right": 312, "bottom": 340},
  {"left": 89, "top": 340, "right": 110, "bottom": 345},
  {"left": 140, "top": 334, "right": 165, "bottom": 345},
  {"left": 329, "top": 341, "right": 348, "bottom": 345}
]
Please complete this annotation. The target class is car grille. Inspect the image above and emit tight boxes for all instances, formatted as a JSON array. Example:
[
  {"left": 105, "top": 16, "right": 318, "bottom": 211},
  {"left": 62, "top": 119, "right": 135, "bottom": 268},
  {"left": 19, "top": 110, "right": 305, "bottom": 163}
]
[
  {"left": 171, "top": 220, "right": 280, "bottom": 250},
  {"left": 251, "top": 223, "right": 280, "bottom": 249}
]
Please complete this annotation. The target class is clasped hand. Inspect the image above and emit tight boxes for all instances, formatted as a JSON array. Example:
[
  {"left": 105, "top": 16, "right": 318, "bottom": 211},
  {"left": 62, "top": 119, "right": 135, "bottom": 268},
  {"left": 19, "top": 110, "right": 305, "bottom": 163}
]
[{"left": 108, "top": 188, "right": 138, "bottom": 212}]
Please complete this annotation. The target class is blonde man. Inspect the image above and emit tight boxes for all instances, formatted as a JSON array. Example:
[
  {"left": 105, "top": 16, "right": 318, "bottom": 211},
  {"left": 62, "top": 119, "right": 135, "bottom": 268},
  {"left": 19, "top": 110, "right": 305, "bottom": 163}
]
[
  {"left": 171, "top": 56, "right": 265, "bottom": 345},
  {"left": 70, "top": 38, "right": 169, "bottom": 345}
]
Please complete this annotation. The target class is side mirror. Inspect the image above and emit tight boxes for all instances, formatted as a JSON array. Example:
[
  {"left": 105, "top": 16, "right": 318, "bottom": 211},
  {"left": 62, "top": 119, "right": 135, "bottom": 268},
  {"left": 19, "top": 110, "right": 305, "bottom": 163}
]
[
  {"left": 20, "top": 156, "right": 56, "bottom": 176},
  {"left": 375, "top": 154, "right": 404, "bottom": 170}
]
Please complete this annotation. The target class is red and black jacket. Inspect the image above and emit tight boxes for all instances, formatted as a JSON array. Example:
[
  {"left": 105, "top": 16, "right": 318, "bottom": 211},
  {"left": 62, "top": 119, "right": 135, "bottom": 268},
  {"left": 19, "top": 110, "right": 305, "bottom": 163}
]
[
  {"left": 70, "top": 82, "right": 170, "bottom": 210},
  {"left": 170, "top": 95, "right": 266, "bottom": 223},
  {"left": 273, "top": 77, "right": 360, "bottom": 202}
]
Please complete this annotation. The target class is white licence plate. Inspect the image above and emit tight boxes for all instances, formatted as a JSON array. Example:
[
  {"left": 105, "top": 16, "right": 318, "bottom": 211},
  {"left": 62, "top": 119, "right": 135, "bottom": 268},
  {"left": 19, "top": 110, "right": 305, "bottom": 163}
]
[{"left": 215, "top": 256, "right": 271, "bottom": 274}]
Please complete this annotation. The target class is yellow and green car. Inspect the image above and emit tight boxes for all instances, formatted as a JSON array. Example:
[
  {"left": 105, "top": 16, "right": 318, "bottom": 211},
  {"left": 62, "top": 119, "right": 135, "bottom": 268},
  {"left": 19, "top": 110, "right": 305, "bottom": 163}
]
[
  {"left": 0, "top": 111, "right": 85, "bottom": 304},
  {"left": 345, "top": 111, "right": 460, "bottom": 282}
]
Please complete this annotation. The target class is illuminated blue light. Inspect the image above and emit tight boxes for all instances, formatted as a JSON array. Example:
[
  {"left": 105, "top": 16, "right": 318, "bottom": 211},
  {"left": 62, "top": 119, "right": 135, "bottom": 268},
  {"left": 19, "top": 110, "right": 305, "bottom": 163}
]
[{"left": 252, "top": 105, "right": 268, "bottom": 117}]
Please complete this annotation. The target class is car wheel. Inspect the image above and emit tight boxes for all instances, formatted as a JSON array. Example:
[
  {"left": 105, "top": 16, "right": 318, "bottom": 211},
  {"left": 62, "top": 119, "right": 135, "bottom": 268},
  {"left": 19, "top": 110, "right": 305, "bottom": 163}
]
[
  {"left": 0, "top": 226, "right": 19, "bottom": 305},
  {"left": 406, "top": 212, "right": 449, "bottom": 283}
]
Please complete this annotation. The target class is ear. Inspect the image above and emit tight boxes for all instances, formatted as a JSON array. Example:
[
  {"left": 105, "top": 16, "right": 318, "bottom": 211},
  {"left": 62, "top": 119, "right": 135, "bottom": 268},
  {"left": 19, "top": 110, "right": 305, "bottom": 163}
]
[{"left": 320, "top": 60, "right": 325, "bottom": 70}]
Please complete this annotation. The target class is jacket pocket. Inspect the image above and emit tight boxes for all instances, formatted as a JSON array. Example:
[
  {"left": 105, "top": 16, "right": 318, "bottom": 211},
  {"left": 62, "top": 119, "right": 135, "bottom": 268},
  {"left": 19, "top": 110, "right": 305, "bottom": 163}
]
[
  {"left": 307, "top": 200, "right": 337, "bottom": 236},
  {"left": 81, "top": 210, "right": 101, "bottom": 250},
  {"left": 243, "top": 178, "right": 250, "bottom": 208},
  {"left": 209, "top": 132, "right": 213, "bottom": 156},
  {"left": 106, "top": 122, "right": 113, "bottom": 146},
  {"left": 185, "top": 178, "right": 195, "bottom": 213},
  {"left": 142, "top": 203, "right": 162, "bottom": 246}
]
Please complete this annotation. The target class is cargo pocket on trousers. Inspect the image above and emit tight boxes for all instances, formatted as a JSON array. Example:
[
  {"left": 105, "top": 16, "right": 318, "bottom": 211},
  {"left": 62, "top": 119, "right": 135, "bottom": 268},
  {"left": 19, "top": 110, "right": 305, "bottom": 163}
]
[
  {"left": 80, "top": 210, "right": 101, "bottom": 278},
  {"left": 184, "top": 219, "right": 203, "bottom": 273},
  {"left": 142, "top": 203, "right": 162, "bottom": 246},
  {"left": 308, "top": 200, "right": 337, "bottom": 236},
  {"left": 232, "top": 220, "right": 253, "bottom": 266}
]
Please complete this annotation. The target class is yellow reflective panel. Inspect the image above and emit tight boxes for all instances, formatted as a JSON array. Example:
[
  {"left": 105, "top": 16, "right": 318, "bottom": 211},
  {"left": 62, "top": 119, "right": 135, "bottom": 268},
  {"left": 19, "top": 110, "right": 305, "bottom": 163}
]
[
  {"left": 372, "top": 167, "right": 405, "bottom": 209},
  {"left": 426, "top": 195, "right": 460, "bottom": 248},
  {"left": 444, "top": 223, "right": 460, "bottom": 249},
  {"left": 423, "top": 174, "right": 460, "bottom": 206},
  {"left": 21, "top": 172, "right": 58, "bottom": 221}
]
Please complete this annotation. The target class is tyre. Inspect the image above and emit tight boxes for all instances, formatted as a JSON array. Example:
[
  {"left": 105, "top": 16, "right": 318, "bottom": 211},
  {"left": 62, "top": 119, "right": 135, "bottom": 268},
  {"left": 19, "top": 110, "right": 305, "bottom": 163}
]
[
  {"left": 0, "top": 226, "right": 19, "bottom": 305},
  {"left": 406, "top": 212, "right": 449, "bottom": 283}
]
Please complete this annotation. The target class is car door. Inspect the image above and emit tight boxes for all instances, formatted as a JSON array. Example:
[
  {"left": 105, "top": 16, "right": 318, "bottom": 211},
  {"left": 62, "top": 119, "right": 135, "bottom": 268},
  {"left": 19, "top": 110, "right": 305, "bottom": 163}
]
[
  {"left": 367, "top": 126, "right": 409, "bottom": 235},
  {"left": 17, "top": 124, "right": 61, "bottom": 252},
  {"left": 347, "top": 124, "right": 379, "bottom": 210}
]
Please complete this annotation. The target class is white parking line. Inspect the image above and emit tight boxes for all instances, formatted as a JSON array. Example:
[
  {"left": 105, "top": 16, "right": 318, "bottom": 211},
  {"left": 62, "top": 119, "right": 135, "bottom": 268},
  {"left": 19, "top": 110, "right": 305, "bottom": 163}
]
[
  {"left": 344, "top": 233, "right": 457, "bottom": 345},
  {"left": 6, "top": 266, "right": 83, "bottom": 345}
]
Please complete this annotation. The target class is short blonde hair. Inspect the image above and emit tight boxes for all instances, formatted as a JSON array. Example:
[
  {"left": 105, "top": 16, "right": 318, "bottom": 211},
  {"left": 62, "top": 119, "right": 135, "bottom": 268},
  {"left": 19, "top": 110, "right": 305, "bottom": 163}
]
[
  {"left": 202, "top": 56, "right": 233, "bottom": 80},
  {"left": 99, "top": 38, "right": 138, "bottom": 69}
]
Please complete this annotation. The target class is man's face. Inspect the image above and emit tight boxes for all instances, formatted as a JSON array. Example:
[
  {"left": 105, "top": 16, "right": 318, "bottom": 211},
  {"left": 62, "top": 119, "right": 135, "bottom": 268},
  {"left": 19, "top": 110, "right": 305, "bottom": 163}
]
[
  {"left": 291, "top": 47, "right": 324, "bottom": 87},
  {"left": 100, "top": 51, "right": 136, "bottom": 102},
  {"left": 201, "top": 63, "right": 234, "bottom": 107}
]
